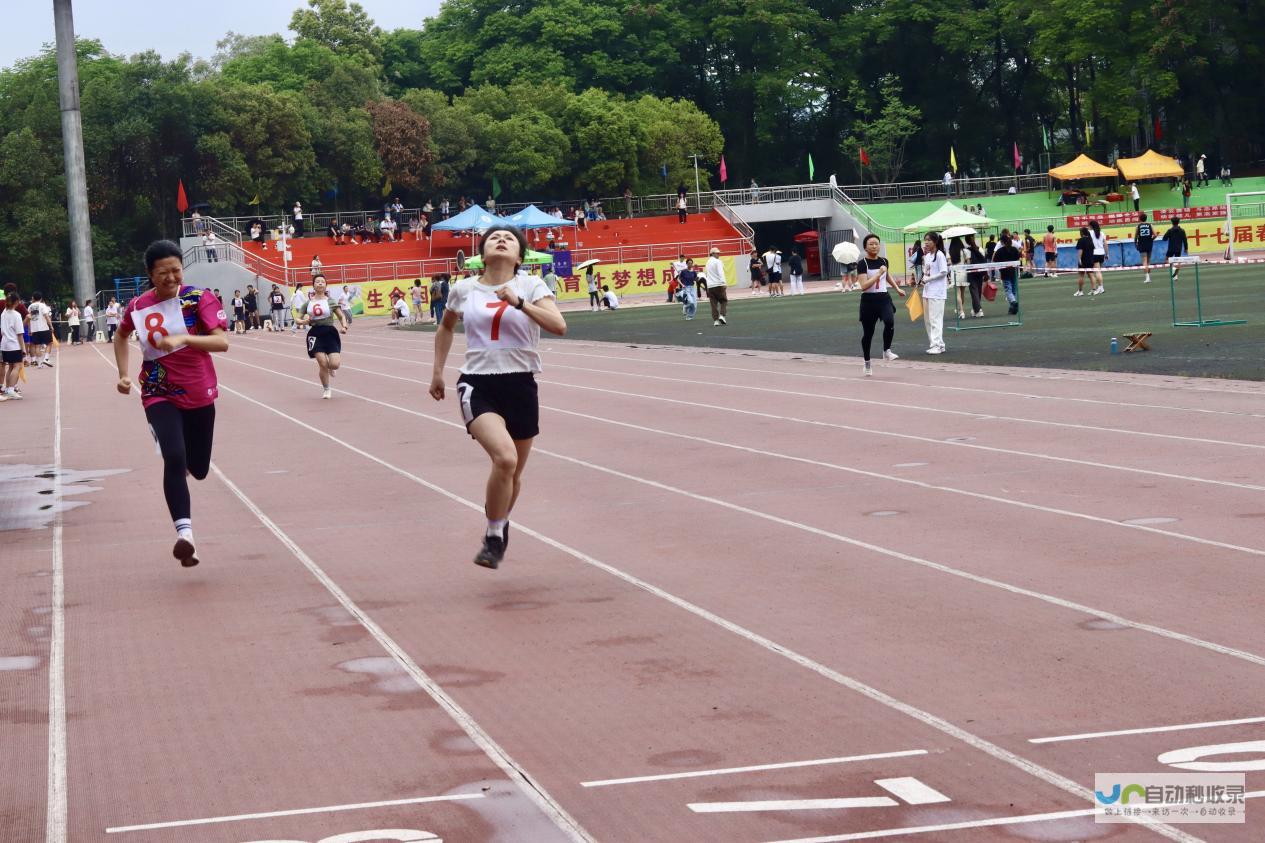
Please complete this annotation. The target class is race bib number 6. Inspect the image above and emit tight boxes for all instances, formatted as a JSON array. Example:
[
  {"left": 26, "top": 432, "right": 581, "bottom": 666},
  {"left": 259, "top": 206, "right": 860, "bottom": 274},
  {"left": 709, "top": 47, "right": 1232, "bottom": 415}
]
[{"left": 311, "top": 301, "right": 327, "bottom": 319}]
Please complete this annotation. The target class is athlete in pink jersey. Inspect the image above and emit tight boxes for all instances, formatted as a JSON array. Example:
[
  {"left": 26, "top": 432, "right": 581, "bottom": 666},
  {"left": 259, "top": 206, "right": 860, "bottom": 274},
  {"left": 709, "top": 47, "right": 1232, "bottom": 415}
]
[{"left": 114, "top": 240, "right": 229, "bottom": 567}]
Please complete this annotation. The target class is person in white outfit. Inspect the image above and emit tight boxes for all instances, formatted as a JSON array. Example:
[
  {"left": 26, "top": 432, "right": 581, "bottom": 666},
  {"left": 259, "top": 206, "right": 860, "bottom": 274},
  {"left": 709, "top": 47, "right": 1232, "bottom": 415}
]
[
  {"left": 289, "top": 284, "right": 307, "bottom": 333},
  {"left": 920, "top": 232, "right": 948, "bottom": 354}
]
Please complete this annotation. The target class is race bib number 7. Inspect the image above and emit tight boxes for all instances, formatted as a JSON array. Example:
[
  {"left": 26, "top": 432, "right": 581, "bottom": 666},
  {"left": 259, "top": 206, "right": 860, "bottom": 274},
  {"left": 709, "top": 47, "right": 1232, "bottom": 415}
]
[{"left": 130, "top": 297, "right": 189, "bottom": 360}]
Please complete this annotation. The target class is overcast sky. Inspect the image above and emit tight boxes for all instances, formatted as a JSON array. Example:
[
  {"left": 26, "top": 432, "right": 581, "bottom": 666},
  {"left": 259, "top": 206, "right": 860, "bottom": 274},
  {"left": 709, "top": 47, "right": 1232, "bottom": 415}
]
[{"left": 1, "top": 1, "right": 443, "bottom": 71}]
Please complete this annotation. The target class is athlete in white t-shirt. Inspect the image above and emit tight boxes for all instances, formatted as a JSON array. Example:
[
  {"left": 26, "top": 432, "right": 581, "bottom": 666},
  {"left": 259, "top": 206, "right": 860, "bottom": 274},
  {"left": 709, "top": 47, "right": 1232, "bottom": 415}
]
[
  {"left": 1, "top": 293, "right": 27, "bottom": 399},
  {"left": 430, "top": 225, "right": 567, "bottom": 569},
  {"left": 27, "top": 294, "right": 54, "bottom": 366}
]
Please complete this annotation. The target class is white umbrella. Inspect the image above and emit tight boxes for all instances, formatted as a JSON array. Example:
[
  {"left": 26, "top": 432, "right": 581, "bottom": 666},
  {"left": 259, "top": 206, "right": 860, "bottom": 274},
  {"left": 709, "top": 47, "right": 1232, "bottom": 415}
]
[
  {"left": 575, "top": 258, "right": 602, "bottom": 270},
  {"left": 831, "top": 241, "right": 860, "bottom": 264},
  {"left": 941, "top": 225, "right": 977, "bottom": 238}
]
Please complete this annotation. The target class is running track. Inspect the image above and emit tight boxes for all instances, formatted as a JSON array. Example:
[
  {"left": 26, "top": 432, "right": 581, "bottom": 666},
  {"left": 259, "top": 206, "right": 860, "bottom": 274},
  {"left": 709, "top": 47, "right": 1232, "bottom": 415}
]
[{"left": 5, "top": 319, "right": 1265, "bottom": 843}]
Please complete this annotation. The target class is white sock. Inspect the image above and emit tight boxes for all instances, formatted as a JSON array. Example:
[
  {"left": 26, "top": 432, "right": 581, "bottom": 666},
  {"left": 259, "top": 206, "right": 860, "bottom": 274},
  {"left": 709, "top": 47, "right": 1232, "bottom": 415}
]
[
  {"left": 174, "top": 518, "right": 193, "bottom": 540},
  {"left": 486, "top": 518, "right": 507, "bottom": 539},
  {"left": 42, "top": 353, "right": 50, "bottom": 363}
]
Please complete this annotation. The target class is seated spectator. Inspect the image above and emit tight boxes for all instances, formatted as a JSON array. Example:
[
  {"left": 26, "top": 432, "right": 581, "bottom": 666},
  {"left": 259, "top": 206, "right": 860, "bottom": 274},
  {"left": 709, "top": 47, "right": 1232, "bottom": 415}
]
[
  {"left": 327, "top": 221, "right": 340, "bottom": 243},
  {"left": 381, "top": 215, "right": 397, "bottom": 242},
  {"left": 408, "top": 215, "right": 420, "bottom": 240}
]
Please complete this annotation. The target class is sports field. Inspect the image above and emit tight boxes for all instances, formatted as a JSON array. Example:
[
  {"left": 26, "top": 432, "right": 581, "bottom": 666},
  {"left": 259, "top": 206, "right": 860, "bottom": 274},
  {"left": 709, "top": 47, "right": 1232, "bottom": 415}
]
[
  {"left": 855, "top": 178, "right": 1265, "bottom": 231},
  {"left": 444, "top": 264, "right": 1261, "bottom": 381}
]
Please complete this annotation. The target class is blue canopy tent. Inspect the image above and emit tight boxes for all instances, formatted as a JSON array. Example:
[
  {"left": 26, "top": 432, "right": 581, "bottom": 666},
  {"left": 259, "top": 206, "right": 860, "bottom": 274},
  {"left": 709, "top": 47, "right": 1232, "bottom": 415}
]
[
  {"left": 505, "top": 205, "right": 575, "bottom": 230},
  {"left": 429, "top": 204, "right": 512, "bottom": 255}
]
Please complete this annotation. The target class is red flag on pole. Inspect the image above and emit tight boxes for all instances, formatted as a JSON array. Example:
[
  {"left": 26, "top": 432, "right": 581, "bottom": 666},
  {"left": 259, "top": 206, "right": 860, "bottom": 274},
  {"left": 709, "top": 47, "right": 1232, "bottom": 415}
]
[
  {"left": 176, "top": 179, "right": 189, "bottom": 214},
  {"left": 1153, "top": 117, "right": 1163, "bottom": 141},
  {"left": 719, "top": 155, "right": 728, "bottom": 184},
  {"left": 1013, "top": 142, "right": 1022, "bottom": 170},
  {"left": 859, "top": 147, "right": 870, "bottom": 166}
]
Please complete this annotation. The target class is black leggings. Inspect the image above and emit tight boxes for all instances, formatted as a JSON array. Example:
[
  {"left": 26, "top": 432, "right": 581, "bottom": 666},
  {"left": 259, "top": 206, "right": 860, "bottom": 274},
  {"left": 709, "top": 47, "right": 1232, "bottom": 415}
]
[
  {"left": 859, "top": 294, "right": 895, "bottom": 362},
  {"left": 145, "top": 402, "right": 216, "bottom": 523},
  {"left": 589, "top": 290, "right": 600, "bottom": 307}
]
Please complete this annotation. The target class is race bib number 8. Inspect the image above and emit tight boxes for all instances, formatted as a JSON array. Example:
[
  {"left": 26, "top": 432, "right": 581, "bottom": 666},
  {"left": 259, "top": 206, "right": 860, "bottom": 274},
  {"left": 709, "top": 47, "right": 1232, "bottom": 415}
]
[{"left": 131, "top": 297, "right": 189, "bottom": 360}]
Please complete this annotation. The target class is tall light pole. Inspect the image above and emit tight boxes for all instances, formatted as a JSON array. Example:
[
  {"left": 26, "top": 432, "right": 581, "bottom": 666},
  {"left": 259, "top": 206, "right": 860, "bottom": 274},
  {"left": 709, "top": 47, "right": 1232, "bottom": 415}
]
[
  {"left": 687, "top": 153, "right": 702, "bottom": 209},
  {"left": 53, "top": 0, "right": 96, "bottom": 308}
]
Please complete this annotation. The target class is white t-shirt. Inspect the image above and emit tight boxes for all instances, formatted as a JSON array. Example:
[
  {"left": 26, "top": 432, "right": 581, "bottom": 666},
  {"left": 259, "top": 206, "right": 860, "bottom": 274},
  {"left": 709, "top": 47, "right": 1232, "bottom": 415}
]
[
  {"left": 294, "top": 204, "right": 303, "bottom": 220},
  {"left": 1090, "top": 230, "right": 1106, "bottom": 256},
  {"left": 445, "top": 273, "right": 553, "bottom": 374},
  {"left": 28, "top": 301, "right": 51, "bottom": 332},
  {"left": 704, "top": 256, "right": 726, "bottom": 288},
  {"left": 1, "top": 308, "right": 24, "bottom": 351},
  {"left": 603, "top": 290, "right": 619, "bottom": 309},
  {"left": 1130, "top": 184, "right": 1140, "bottom": 200},
  {"left": 291, "top": 290, "right": 307, "bottom": 309},
  {"left": 105, "top": 303, "right": 120, "bottom": 324},
  {"left": 922, "top": 252, "right": 949, "bottom": 300},
  {"left": 82, "top": 305, "right": 94, "bottom": 322},
  {"left": 393, "top": 298, "right": 410, "bottom": 318}
]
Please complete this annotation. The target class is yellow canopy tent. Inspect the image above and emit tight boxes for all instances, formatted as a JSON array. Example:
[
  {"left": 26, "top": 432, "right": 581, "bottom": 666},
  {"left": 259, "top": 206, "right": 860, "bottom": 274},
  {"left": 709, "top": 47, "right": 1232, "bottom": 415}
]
[
  {"left": 1048, "top": 154, "right": 1117, "bottom": 181},
  {"left": 1116, "top": 149, "right": 1184, "bottom": 181}
]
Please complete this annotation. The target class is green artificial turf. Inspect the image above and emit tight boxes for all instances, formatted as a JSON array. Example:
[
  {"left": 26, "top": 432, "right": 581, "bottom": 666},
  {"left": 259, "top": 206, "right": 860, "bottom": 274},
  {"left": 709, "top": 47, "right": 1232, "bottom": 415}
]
[{"left": 539, "top": 264, "right": 1264, "bottom": 380}]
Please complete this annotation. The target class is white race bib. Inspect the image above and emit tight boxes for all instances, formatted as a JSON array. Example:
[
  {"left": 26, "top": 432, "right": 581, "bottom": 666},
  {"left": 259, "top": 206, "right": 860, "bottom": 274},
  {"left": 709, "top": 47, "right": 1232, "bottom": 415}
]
[
  {"left": 131, "top": 297, "right": 189, "bottom": 361},
  {"left": 309, "top": 298, "right": 330, "bottom": 320}
]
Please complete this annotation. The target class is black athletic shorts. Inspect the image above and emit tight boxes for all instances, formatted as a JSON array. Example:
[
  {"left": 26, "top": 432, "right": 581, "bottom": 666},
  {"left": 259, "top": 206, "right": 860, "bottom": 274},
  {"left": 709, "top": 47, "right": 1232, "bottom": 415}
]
[
  {"left": 2, "top": 349, "right": 22, "bottom": 364},
  {"left": 456, "top": 372, "right": 539, "bottom": 440},
  {"left": 858, "top": 291, "right": 896, "bottom": 324},
  {"left": 306, "top": 324, "right": 342, "bottom": 358},
  {"left": 770, "top": 271, "right": 782, "bottom": 282},
  {"left": 1136, "top": 238, "right": 1153, "bottom": 255},
  {"left": 1078, "top": 256, "right": 1094, "bottom": 270},
  {"left": 1044, "top": 252, "right": 1057, "bottom": 264},
  {"left": 31, "top": 330, "right": 52, "bottom": 346}
]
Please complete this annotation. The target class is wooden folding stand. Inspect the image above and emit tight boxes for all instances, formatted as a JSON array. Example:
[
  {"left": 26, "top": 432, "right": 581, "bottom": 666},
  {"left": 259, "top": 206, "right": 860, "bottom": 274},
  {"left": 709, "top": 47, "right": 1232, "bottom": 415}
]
[{"left": 1123, "top": 331, "right": 1152, "bottom": 352}]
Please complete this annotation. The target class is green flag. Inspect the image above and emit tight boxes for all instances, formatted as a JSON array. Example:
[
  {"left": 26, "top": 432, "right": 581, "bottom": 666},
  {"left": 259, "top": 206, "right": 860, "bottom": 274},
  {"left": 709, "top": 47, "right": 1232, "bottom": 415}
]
[
  {"left": 492, "top": 175, "right": 502, "bottom": 199},
  {"left": 1041, "top": 124, "right": 1050, "bottom": 151},
  {"left": 808, "top": 153, "right": 815, "bottom": 181}
]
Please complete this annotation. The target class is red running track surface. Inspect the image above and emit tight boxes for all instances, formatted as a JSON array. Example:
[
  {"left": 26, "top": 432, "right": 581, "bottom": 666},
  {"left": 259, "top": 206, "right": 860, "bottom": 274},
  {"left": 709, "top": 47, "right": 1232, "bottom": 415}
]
[{"left": 5, "top": 320, "right": 1265, "bottom": 843}]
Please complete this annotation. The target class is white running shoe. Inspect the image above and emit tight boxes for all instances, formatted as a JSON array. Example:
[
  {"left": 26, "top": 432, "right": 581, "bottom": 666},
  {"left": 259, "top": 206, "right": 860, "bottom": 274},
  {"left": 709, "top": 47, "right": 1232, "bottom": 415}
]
[
  {"left": 1143, "top": 276, "right": 1152, "bottom": 284},
  {"left": 1073, "top": 290, "right": 1084, "bottom": 297},
  {"left": 713, "top": 320, "right": 721, "bottom": 326},
  {"left": 863, "top": 361, "right": 873, "bottom": 376},
  {"left": 718, "top": 315, "right": 727, "bottom": 324},
  {"left": 322, "top": 388, "right": 332, "bottom": 399},
  {"left": 884, "top": 349, "right": 899, "bottom": 361},
  {"left": 926, "top": 347, "right": 943, "bottom": 355},
  {"left": 6, "top": 389, "right": 22, "bottom": 400},
  {"left": 1092, "top": 287, "right": 1105, "bottom": 295}
]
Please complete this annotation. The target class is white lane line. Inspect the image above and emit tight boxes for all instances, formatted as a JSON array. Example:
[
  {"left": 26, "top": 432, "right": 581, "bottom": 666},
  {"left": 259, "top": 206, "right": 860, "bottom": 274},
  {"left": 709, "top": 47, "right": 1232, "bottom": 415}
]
[
  {"left": 268, "top": 333, "right": 1265, "bottom": 447},
  {"left": 763, "top": 807, "right": 1102, "bottom": 842},
  {"left": 105, "top": 793, "right": 484, "bottom": 833},
  {"left": 873, "top": 777, "right": 950, "bottom": 805},
  {"left": 689, "top": 797, "right": 899, "bottom": 813},
  {"left": 233, "top": 341, "right": 1265, "bottom": 494},
  {"left": 211, "top": 465, "right": 593, "bottom": 843},
  {"left": 581, "top": 750, "right": 928, "bottom": 788},
  {"left": 84, "top": 346, "right": 590, "bottom": 843},
  {"left": 218, "top": 353, "right": 1265, "bottom": 673},
  {"left": 362, "top": 334, "right": 1265, "bottom": 419},
  {"left": 212, "top": 370, "right": 1196, "bottom": 843},
  {"left": 228, "top": 344, "right": 1265, "bottom": 561},
  {"left": 1029, "top": 715, "right": 1265, "bottom": 744},
  {"left": 769, "top": 792, "right": 1265, "bottom": 842},
  {"left": 46, "top": 351, "right": 67, "bottom": 843}
]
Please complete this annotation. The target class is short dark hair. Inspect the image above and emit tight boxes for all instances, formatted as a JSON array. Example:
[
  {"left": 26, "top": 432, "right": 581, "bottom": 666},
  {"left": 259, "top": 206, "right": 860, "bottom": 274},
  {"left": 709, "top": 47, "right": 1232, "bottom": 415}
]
[
  {"left": 478, "top": 224, "right": 529, "bottom": 269},
  {"left": 144, "top": 239, "right": 183, "bottom": 272},
  {"left": 1047, "top": 225, "right": 1054, "bottom": 232},
  {"left": 862, "top": 233, "right": 881, "bottom": 247},
  {"left": 1171, "top": 216, "right": 1181, "bottom": 225},
  {"left": 1023, "top": 229, "right": 1031, "bottom": 235},
  {"left": 1139, "top": 212, "right": 1148, "bottom": 222}
]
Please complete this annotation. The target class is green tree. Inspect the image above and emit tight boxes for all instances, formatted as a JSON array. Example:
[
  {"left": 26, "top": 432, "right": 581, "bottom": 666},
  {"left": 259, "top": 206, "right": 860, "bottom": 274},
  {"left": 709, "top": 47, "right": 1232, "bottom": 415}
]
[
  {"left": 290, "top": 0, "right": 383, "bottom": 65},
  {"left": 841, "top": 76, "right": 920, "bottom": 183}
]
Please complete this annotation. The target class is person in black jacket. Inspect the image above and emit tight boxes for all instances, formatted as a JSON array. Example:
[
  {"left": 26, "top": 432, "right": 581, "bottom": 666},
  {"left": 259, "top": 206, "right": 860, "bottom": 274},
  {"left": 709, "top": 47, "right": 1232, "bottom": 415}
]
[
  {"left": 1164, "top": 217, "right": 1189, "bottom": 279},
  {"left": 964, "top": 233, "right": 987, "bottom": 317},
  {"left": 993, "top": 233, "right": 1022, "bottom": 315}
]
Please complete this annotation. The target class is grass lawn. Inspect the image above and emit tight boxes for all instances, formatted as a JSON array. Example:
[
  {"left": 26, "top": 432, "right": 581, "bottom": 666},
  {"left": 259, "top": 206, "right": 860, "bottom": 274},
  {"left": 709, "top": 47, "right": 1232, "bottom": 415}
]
[{"left": 507, "top": 264, "right": 1263, "bottom": 380}]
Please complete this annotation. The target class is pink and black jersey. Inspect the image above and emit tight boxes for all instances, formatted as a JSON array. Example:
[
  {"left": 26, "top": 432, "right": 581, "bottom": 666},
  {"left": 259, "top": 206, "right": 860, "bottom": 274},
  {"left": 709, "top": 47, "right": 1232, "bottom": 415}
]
[{"left": 121, "top": 286, "right": 227, "bottom": 409}]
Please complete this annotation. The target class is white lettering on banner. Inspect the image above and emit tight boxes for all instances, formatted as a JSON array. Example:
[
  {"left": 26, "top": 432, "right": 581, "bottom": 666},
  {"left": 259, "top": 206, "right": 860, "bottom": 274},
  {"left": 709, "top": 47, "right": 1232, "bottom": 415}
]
[
  {"left": 241, "top": 830, "right": 440, "bottom": 843},
  {"left": 130, "top": 297, "right": 189, "bottom": 361},
  {"left": 1158, "top": 740, "right": 1265, "bottom": 773}
]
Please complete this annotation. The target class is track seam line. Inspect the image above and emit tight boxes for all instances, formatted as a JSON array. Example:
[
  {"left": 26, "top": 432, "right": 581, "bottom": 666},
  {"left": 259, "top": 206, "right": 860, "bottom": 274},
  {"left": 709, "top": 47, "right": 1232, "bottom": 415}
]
[
  {"left": 245, "top": 332, "right": 1264, "bottom": 450},
  {"left": 46, "top": 348, "right": 68, "bottom": 843},
  {"left": 236, "top": 338, "right": 1265, "bottom": 492},
  {"left": 86, "top": 342, "right": 593, "bottom": 843},
  {"left": 211, "top": 463, "right": 594, "bottom": 843},
  {"left": 357, "top": 333, "right": 1265, "bottom": 418},
  {"left": 211, "top": 375, "right": 1196, "bottom": 843},
  {"left": 218, "top": 353, "right": 1265, "bottom": 671}
]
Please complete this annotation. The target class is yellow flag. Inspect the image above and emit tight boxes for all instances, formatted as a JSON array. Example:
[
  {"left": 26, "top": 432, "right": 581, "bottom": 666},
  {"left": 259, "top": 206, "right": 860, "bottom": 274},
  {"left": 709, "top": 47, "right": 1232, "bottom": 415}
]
[
  {"left": 381, "top": 176, "right": 392, "bottom": 197},
  {"left": 248, "top": 193, "right": 261, "bottom": 205},
  {"left": 949, "top": 146, "right": 957, "bottom": 173},
  {"left": 906, "top": 286, "right": 924, "bottom": 322}
]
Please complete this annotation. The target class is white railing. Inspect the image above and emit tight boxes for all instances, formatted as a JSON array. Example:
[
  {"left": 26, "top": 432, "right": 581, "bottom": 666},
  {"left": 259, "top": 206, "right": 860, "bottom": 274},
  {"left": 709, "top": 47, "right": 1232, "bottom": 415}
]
[
  {"left": 709, "top": 192, "right": 756, "bottom": 248},
  {"left": 184, "top": 208, "right": 424, "bottom": 240}
]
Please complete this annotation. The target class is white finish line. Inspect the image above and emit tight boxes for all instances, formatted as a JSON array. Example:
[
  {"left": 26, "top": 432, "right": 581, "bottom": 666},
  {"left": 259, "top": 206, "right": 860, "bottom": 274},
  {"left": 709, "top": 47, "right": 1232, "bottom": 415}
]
[
  {"left": 581, "top": 749, "right": 927, "bottom": 788},
  {"left": 104, "top": 793, "right": 484, "bottom": 834},
  {"left": 1029, "top": 715, "right": 1265, "bottom": 744}
]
